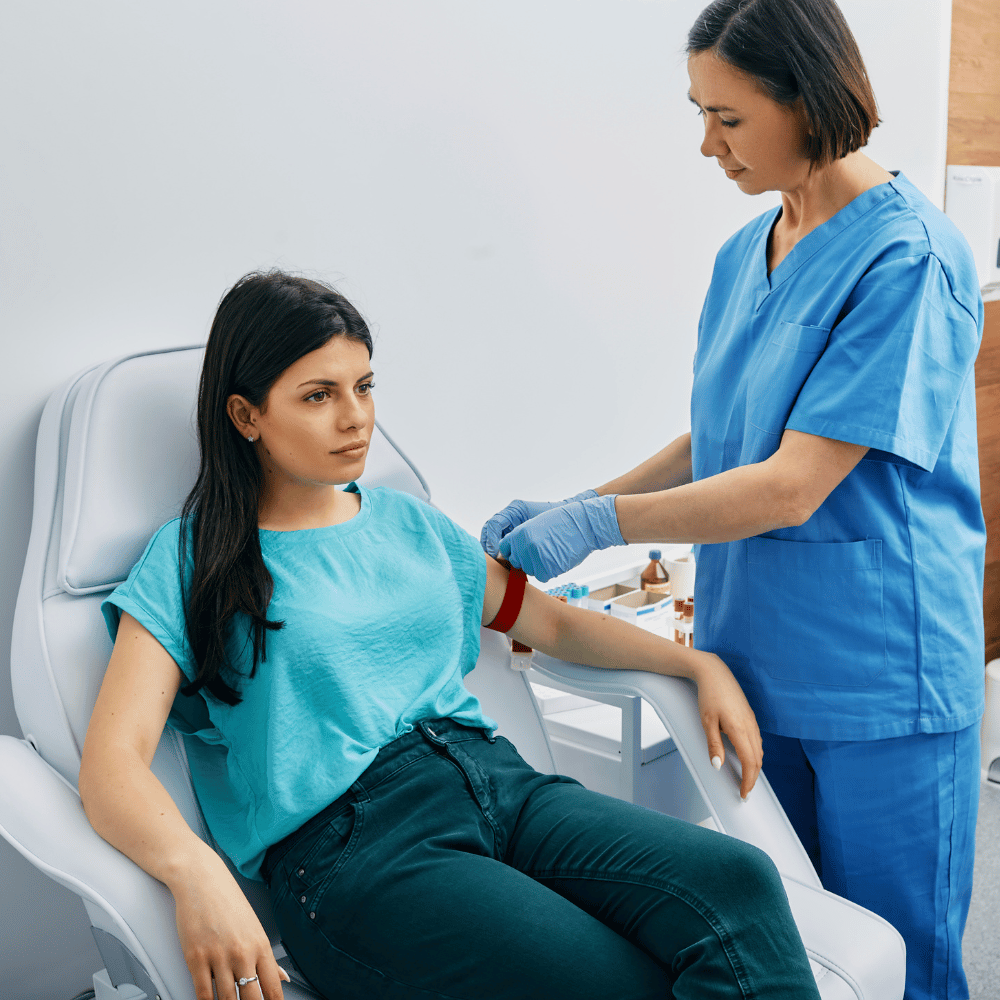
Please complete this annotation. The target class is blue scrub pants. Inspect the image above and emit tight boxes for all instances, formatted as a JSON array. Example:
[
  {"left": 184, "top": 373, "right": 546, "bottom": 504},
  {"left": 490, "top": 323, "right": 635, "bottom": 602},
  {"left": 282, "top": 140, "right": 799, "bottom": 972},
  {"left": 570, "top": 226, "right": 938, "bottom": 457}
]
[
  {"left": 263, "top": 717, "right": 821, "bottom": 999},
  {"left": 760, "top": 720, "right": 982, "bottom": 1000}
]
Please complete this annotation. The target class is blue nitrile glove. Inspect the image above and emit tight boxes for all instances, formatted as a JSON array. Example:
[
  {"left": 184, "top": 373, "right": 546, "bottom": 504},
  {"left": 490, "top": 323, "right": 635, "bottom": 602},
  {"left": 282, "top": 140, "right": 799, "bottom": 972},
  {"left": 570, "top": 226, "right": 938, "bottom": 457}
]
[
  {"left": 480, "top": 489, "right": 598, "bottom": 557},
  {"left": 498, "top": 493, "right": 626, "bottom": 582}
]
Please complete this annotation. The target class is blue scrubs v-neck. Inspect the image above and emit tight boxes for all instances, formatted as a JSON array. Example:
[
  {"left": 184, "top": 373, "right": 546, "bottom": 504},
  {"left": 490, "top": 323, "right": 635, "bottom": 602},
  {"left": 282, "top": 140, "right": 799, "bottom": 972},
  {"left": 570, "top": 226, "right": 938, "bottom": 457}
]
[{"left": 689, "top": 172, "right": 986, "bottom": 741}]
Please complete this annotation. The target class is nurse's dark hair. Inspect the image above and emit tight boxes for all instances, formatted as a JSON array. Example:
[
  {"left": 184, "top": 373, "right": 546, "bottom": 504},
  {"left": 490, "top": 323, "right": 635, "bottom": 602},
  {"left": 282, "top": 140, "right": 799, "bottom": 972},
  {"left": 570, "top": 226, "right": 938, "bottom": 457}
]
[
  {"left": 178, "top": 270, "right": 373, "bottom": 705},
  {"left": 687, "top": 0, "right": 880, "bottom": 167}
]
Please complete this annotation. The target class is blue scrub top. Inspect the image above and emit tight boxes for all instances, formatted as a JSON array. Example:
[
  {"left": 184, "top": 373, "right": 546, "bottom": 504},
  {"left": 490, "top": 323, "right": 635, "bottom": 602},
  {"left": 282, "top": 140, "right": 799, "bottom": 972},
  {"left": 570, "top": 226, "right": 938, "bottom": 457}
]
[{"left": 691, "top": 171, "right": 986, "bottom": 741}]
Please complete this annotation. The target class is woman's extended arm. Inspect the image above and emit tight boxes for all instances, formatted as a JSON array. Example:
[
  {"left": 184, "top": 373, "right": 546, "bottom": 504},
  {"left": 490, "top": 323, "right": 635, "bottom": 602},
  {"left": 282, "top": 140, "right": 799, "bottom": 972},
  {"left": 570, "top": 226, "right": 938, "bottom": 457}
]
[
  {"left": 481, "top": 556, "right": 763, "bottom": 799},
  {"left": 79, "top": 614, "right": 290, "bottom": 1000}
]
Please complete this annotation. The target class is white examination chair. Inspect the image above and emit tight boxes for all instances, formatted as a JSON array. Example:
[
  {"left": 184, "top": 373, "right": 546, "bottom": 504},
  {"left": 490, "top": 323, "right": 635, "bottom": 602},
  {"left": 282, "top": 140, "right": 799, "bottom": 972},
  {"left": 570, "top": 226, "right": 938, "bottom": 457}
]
[{"left": 0, "top": 347, "right": 905, "bottom": 1000}]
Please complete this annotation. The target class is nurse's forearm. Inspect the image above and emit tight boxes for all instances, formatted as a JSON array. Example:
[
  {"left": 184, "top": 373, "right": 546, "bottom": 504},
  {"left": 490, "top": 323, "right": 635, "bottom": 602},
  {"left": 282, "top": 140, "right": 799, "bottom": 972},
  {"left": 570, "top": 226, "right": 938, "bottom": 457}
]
[
  {"left": 593, "top": 433, "right": 692, "bottom": 496},
  {"left": 614, "top": 459, "right": 801, "bottom": 544}
]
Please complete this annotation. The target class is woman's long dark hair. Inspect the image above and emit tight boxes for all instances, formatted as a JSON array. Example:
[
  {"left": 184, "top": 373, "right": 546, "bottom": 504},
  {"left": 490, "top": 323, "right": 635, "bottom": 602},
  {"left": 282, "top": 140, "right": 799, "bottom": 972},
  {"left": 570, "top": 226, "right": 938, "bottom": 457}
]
[{"left": 178, "top": 270, "right": 373, "bottom": 705}]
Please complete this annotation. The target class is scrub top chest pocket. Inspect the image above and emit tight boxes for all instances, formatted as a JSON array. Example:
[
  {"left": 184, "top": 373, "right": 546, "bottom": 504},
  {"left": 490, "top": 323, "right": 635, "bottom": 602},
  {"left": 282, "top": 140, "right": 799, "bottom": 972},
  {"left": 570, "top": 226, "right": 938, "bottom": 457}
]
[
  {"left": 747, "top": 322, "right": 831, "bottom": 436},
  {"left": 747, "top": 536, "right": 887, "bottom": 687}
]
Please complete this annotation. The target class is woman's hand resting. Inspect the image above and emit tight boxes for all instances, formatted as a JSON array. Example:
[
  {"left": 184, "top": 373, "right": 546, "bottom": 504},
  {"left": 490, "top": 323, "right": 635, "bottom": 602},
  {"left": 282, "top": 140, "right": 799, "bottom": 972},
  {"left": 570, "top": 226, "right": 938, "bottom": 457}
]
[
  {"left": 688, "top": 649, "right": 763, "bottom": 800},
  {"left": 170, "top": 853, "right": 291, "bottom": 1000}
]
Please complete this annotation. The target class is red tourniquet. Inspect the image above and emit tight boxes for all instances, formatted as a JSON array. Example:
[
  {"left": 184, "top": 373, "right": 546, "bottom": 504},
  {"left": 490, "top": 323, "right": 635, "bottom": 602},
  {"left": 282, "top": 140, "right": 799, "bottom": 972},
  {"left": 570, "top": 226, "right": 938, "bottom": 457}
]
[{"left": 485, "top": 567, "right": 528, "bottom": 632}]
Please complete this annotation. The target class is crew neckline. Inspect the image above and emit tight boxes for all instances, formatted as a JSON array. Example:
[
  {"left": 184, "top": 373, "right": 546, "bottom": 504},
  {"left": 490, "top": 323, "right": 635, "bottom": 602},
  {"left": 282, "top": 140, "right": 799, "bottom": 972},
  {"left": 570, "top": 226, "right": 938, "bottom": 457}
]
[{"left": 257, "top": 482, "right": 372, "bottom": 540}]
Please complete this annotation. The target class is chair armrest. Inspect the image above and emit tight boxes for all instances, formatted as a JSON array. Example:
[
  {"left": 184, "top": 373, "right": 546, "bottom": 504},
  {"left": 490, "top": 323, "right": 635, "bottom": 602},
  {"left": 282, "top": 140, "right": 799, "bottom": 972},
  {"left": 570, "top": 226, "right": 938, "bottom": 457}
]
[
  {"left": 0, "top": 735, "right": 189, "bottom": 1000},
  {"left": 782, "top": 874, "right": 906, "bottom": 1000},
  {"left": 529, "top": 653, "right": 824, "bottom": 887}
]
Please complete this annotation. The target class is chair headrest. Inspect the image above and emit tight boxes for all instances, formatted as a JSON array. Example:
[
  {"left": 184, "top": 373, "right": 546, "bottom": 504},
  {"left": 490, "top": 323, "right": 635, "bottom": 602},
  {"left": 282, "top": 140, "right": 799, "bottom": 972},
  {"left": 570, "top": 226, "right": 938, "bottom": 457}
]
[{"left": 57, "top": 347, "right": 431, "bottom": 595}]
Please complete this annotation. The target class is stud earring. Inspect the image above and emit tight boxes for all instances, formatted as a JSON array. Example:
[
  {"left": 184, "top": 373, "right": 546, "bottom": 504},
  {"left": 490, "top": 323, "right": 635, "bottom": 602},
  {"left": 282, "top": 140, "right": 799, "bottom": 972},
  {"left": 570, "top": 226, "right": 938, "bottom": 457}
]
[{"left": 247, "top": 435, "right": 254, "bottom": 443}]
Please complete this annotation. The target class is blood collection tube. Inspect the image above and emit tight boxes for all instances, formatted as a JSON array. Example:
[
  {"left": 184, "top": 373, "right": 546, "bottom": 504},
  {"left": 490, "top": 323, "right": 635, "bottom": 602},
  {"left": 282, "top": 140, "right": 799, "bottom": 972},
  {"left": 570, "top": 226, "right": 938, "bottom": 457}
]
[{"left": 674, "top": 597, "right": 685, "bottom": 644}]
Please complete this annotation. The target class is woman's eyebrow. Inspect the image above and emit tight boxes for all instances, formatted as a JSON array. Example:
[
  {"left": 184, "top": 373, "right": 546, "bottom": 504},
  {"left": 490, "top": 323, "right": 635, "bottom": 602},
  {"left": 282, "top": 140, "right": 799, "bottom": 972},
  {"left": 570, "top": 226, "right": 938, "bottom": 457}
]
[
  {"left": 297, "top": 371, "right": 375, "bottom": 388},
  {"left": 687, "top": 92, "right": 738, "bottom": 113}
]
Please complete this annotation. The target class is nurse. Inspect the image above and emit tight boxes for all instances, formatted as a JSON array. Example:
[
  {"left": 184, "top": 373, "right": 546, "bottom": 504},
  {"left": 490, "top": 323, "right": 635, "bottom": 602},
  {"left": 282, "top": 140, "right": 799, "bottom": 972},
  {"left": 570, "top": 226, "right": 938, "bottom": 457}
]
[{"left": 480, "top": 2, "right": 986, "bottom": 999}]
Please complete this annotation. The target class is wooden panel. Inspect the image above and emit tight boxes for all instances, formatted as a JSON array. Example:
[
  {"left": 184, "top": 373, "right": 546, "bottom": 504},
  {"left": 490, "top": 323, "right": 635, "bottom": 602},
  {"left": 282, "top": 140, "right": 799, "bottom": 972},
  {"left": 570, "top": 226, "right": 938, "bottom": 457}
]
[
  {"left": 947, "top": 0, "right": 1000, "bottom": 168},
  {"left": 979, "top": 303, "right": 1000, "bottom": 570},
  {"left": 950, "top": 1, "right": 1000, "bottom": 662},
  {"left": 986, "top": 561, "right": 1000, "bottom": 665},
  {"left": 978, "top": 301, "right": 1000, "bottom": 390},
  {"left": 979, "top": 392, "right": 1000, "bottom": 566}
]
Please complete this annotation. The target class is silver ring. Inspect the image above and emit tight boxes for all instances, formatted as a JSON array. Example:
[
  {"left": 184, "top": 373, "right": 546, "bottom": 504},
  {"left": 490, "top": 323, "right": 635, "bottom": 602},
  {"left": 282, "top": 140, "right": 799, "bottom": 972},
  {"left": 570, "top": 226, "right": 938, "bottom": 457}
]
[{"left": 235, "top": 975, "right": 260, "bottom": 1000}]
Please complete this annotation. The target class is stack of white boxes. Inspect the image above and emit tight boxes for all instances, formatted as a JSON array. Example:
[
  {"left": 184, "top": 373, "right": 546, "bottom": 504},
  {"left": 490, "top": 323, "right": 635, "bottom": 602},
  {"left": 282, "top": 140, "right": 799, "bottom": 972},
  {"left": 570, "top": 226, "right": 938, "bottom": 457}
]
[{"left": 528, "top": 554, "right": 715, "bottom": 829}]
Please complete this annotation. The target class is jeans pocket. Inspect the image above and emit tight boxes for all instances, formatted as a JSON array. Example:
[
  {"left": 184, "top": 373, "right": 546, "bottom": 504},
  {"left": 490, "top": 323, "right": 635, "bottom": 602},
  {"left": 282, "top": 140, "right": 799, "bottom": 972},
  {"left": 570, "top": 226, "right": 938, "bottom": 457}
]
[
  {"left": 748, "top": 536, "right": 887, "bottom": 686},
  {"left": 287, "top": 800, "right": 364, "bottom": 917}
]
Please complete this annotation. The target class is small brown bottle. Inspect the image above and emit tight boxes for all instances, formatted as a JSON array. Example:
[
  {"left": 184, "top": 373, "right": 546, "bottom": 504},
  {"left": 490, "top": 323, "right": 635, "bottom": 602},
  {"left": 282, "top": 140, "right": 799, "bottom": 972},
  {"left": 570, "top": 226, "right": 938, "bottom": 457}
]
[{"left": 640, "top": 550, "right": 670, "bottom": 595}]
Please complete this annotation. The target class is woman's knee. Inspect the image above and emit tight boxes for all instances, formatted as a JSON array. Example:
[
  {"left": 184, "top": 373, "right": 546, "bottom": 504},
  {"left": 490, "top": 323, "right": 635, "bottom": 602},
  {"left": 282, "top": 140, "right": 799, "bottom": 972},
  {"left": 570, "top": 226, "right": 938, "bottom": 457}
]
[
  {"left": 683, "top": 831, "right": 787, "bottom": 909},
  {"left": 725, "top": 838, "right": 788, "bottom": 904}
]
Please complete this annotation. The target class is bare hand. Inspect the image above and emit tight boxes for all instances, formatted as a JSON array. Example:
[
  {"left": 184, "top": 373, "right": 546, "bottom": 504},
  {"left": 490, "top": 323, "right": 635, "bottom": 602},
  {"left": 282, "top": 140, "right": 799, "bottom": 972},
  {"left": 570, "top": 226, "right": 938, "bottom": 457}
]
[
  {"left": 170, "top": 855, "right": 291, "bottom": 1000},
  {"left": 690, "top": 650, "right": 763, "bottom": 800}
]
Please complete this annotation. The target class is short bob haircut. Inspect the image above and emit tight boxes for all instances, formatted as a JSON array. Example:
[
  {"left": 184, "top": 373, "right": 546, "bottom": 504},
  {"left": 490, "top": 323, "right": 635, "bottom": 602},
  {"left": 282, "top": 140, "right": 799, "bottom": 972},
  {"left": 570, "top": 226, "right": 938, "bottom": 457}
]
[{"left": 687, "top": 0, "right": 880, "bottom": 168}]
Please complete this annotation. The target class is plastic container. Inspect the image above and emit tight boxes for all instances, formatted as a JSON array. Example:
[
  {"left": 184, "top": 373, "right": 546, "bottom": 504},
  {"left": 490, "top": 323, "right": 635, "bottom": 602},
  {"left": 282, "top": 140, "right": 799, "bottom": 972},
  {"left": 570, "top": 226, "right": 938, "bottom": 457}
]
[
  {"left": 640, "top": 550, "right": 670, "bottom": 595},
  {"left": 588, "top": 582, "right": 639, "bottom": 613},
  {"left": 610, "top": 589, "right": 672, "bottom": 629},
  {"left": 663, "top": 552, "right": 695, "bottom": 602}
]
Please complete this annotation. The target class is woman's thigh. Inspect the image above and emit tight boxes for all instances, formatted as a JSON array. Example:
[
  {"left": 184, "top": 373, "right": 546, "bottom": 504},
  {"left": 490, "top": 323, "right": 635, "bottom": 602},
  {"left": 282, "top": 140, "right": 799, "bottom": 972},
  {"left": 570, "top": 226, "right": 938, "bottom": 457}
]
[
  {"left": 500, "top": 769, "right": 820, "bottom": 1000},
  {"left": 268, "top": 746, "right": 670, "bottom": 1000},
  {"left": 268, "top": 725, "right": 818, "bottom": 1000}
]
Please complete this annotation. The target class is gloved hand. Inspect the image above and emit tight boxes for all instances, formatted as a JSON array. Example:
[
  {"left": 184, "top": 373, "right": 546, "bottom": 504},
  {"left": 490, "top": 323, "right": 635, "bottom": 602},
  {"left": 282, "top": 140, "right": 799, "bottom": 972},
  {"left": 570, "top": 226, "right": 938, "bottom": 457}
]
[
  {"left": 498, "top": 493, "right": 626, "bottom": 582},
  {"left": 480, "top": 489, "right": 598, "bottom": 557}
]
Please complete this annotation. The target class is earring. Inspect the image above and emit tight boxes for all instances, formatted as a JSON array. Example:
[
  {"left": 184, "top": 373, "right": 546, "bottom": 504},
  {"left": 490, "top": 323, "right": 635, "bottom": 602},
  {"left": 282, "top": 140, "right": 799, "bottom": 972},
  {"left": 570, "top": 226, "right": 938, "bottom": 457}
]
[{"left": 247, "top": 435, "right": 254, "bottom": 443}]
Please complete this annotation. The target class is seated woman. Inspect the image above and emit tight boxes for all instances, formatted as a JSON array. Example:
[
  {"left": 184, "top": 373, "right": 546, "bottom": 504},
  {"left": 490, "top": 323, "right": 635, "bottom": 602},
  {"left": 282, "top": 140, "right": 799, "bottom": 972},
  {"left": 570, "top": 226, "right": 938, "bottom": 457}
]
[{"left": 78, "top": 271, "right": 820, "bottom": 1000}]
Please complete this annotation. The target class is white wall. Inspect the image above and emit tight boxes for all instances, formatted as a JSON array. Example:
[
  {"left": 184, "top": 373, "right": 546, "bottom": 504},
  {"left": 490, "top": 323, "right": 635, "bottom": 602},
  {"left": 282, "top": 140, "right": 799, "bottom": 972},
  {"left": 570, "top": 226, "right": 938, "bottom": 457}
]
[{"left": 0, "top": 1, "right": 951, "bottom": 995}]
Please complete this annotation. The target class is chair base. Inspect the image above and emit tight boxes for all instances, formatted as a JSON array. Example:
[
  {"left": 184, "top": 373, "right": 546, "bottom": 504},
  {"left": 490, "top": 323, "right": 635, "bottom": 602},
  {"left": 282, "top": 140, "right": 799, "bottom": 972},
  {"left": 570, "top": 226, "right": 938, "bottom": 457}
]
[{"left": 92, "top": 968, "right": 146, "bottom": 1000}]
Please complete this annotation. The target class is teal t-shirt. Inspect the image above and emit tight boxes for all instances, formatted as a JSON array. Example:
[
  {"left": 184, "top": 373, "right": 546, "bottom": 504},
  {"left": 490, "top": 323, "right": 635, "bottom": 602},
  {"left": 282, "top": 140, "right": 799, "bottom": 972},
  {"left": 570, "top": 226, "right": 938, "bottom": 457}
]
[{"left": 101, "top": 483, "right": 493, "bottom": 882}]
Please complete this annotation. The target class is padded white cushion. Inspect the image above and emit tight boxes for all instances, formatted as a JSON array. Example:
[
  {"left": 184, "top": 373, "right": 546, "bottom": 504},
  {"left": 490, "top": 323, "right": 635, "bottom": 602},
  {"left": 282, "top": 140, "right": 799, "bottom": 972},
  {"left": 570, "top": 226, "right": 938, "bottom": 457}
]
[{"left": 57, "top": 347, "right": 430, "bottom": 594}]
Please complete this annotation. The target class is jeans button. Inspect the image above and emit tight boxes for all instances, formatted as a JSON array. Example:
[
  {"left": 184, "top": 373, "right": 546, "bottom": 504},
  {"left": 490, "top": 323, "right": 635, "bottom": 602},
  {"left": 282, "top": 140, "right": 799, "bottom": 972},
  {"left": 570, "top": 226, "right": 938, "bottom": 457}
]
[
  {"left": 309, "top": 911, "right": 316, "bottom": 920},
  {"left": 300, "top": 895, "right": 306, "bottom": 903},
  {"left": 298, "top": 868, "right": 305, "bottom": 876}
]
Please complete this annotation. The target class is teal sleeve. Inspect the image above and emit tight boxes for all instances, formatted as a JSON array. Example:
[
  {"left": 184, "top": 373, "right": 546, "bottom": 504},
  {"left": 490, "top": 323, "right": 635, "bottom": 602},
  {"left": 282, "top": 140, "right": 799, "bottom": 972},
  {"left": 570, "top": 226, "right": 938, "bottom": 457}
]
[
  {"left": 101, "top": 519, "right": 217, "bottom": 742},
  {"left": 99, "top": 519, "right": 217, "bottom": 737},
  {"left": 786, "top": 253, "right": 982, "bottom": 473},
  {"left": 101, "top": 519, "right": 195, "bottom": 681},
  {"left": 423, "top": 504, "right": 488, "bottom": 671}
]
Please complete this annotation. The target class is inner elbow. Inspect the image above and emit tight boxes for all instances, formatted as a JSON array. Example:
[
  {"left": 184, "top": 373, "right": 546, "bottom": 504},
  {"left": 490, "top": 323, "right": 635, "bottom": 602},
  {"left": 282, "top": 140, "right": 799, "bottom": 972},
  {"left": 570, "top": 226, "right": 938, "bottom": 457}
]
[{"left": 785, "top": 489, "right": 817, "bottom": 528}]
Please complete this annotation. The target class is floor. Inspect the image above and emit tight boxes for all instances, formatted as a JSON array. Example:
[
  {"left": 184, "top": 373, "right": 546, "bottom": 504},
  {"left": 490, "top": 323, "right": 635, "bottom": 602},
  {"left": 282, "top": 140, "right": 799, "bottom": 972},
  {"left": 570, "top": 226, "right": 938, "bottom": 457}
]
[{"left": 964, "top": 776, "right": 1000, "bottom": 999}]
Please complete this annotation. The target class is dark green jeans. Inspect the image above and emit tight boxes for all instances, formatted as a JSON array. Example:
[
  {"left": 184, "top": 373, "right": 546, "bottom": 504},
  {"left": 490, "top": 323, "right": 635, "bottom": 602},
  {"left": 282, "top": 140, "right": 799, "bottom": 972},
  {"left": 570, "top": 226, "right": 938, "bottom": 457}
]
[{"left": 262, "top": 717, "right": 820, "bottom": 999}]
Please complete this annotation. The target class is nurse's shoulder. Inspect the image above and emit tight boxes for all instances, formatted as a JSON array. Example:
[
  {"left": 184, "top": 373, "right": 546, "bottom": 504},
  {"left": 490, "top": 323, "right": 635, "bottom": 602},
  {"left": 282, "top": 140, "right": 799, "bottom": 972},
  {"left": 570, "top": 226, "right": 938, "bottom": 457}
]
[{"left": 882, "top": 173, "right": 981, "bottom": 320}]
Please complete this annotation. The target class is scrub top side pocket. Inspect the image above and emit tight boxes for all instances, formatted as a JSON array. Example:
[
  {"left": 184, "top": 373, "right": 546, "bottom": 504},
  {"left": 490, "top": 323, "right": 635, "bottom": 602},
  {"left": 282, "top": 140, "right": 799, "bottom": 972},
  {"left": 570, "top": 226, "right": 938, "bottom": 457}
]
[
  {"left": 747, "top": 536, "right": 887, "bottom": 686},
  {"left": 746, "top": 323, "right": 831, "bottom": 437}
]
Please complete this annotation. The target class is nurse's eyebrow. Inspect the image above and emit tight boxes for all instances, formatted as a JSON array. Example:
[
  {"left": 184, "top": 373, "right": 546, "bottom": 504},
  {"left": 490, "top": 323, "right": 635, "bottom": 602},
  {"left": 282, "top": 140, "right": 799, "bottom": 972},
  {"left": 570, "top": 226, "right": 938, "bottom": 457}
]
[
  {"left": 297, "top": 371, "right": 375, "bottom": 388},
  {"left": 687, "top": 92, "right": 738, "bottom": 113}
]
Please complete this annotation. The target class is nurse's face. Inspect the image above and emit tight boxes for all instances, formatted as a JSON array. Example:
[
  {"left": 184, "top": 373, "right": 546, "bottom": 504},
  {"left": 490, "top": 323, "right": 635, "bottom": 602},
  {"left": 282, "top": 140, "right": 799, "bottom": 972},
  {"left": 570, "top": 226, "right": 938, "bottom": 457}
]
[{"left": 687, "top": 49, "right": 813, "bottom": 195}]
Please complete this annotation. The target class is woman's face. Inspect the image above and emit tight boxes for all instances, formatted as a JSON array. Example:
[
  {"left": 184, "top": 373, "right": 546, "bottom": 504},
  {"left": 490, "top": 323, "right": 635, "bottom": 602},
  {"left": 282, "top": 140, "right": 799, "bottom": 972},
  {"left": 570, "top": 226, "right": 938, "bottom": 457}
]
[
  {"left": 236, "top": 334, "right": 375, "bottom": 489},
  {"left": 687, "top": 49, "right": 813, "bottom": 195}
]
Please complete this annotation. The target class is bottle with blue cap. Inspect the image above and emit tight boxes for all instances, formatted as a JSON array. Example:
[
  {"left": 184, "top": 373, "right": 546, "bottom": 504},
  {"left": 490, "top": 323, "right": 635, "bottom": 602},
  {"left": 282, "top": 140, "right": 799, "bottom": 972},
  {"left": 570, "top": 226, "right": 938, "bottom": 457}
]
[{"left": 640, "top": 549, "right": 670, "bottom": 595}]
